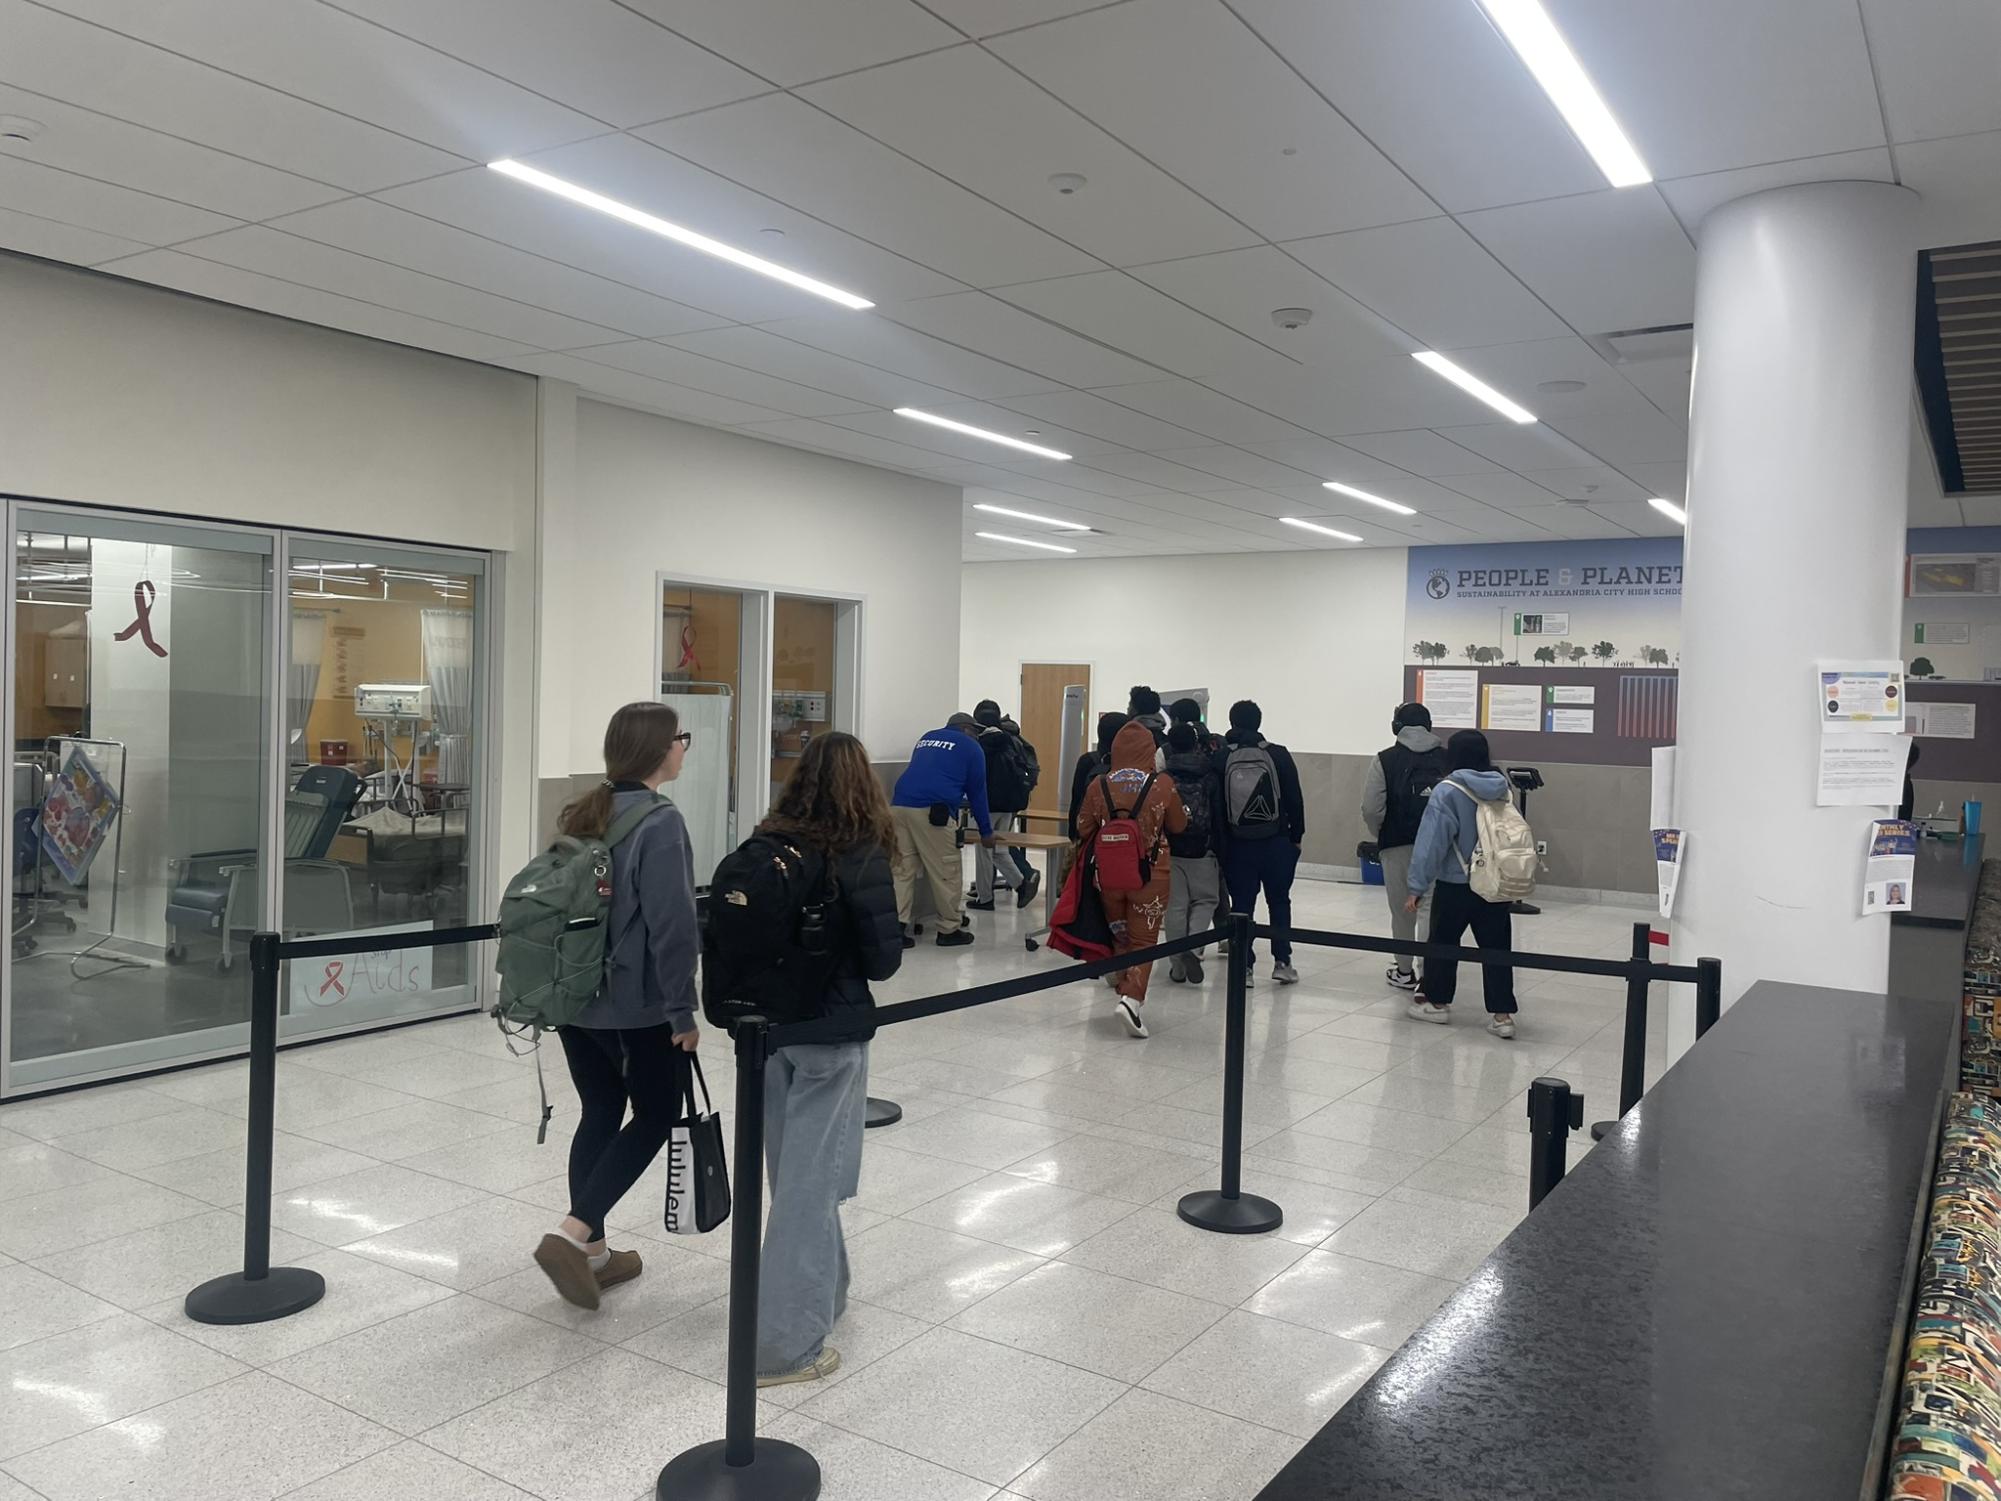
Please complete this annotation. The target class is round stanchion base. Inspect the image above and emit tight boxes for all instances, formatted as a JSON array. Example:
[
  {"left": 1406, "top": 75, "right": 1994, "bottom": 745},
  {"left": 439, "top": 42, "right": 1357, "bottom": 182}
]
[
  {"left": 184, "top": 1266, "right": 326, "bottom": 1326},
  {"left": 657, "top": 1438, "right": 821, "bottom": 1500},
  {"left": 1590, "top": 1120, "right": 1614, "bottom": 1142},
  {"left": 1176, "top": 1189, "right": 1283, "bottom": 1236},
  {"left": 864, "top": 1097, "right": 902, "bottom": 1129}
]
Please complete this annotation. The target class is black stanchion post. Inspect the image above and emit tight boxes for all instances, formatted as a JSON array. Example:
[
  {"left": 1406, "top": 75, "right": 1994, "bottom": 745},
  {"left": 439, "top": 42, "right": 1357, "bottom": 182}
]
[
  {"left": 1695, "top": 957, "right": 1723, "bottom": 1039},
  {"left": 1177, "top": 912, "right": 1283, "bottom": 1236},
  {"left": 1527, "top": 1076, "right": 1583, "bottom": 1210},
  {"left": 185, "top": 932, "right": 326, "bottom": 1325},
  {"left": 1590, "top": 922, "right": 1652, "bottom": 1144},
  {"left": 864, "top": 1096, "right": 902, "bottom": 1129},
  {"left": 657, "top": 1017, "right": 820, "bottom": 1501}
]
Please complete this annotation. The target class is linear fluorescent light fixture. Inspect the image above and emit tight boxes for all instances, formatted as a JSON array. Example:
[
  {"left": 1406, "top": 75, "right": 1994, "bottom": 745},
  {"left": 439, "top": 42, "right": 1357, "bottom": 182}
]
[
  {"left": 487, "top": 159, "right": 873, "bottom": 310},
  {"left": 1280, "top": 517, "right": 1363, "bottom": 543},
  {"left": 972, "top": 502, "right": 1091, "bottom": 531},
  {"left": 1647, "top": 496, "right": 1688, "bottom": 525},
  {"left": 1411, "top": 351, "right": 1538, "bottom": 424},
  {"left": 1475, "top": 0, "right": 1651, "bottom": 187},
  {"left": 895, "top": 409, "right": 1072, "bottom": 460},
  {"left": 1323, "top": 481, "right": 1416, "bottom": 517},
  {"left": 976, "top": 531, "right": 1077, "bottom": 554}
]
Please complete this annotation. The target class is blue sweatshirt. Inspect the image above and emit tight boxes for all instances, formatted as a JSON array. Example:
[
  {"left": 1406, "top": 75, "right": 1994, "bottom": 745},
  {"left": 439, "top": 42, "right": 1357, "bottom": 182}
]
[
  {"left": 892, "top": 727, "right": 993, "bottom": 838},
  {"left": 1406, "top": 769, "right": 1514, "bottom": 896}
]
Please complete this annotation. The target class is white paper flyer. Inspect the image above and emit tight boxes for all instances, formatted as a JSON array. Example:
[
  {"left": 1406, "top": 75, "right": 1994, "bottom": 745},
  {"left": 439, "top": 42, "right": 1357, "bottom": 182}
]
[
  {"left": 1862, "top": 820, "right": 1918, "bottom": 915},
  {"left": 1652, "top": 828, "right": 1684, "bottom": 920}
]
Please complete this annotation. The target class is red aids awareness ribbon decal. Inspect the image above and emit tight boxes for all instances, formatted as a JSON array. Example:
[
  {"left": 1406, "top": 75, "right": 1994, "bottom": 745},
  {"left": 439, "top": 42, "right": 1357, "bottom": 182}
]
[
  {"left": 318, "top": 961, "right": 347, "bottom": 999},
  {"left": 112, "top": 580, "right": 167, "bottom": 658}
]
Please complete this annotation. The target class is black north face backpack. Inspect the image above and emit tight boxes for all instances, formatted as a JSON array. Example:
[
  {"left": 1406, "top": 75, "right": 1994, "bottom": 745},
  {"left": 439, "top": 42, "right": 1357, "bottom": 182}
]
[{"left": 701, "top": 835, "right": 840, "bottom": 1031}]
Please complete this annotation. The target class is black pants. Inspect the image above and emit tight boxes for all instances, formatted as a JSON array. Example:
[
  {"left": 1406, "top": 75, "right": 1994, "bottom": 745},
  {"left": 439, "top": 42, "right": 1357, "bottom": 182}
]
[
  {"left": 1424, "top": 880, "right": 1517, "bottom": 1013},
  {"left": 1225, "top": 836, "right": 1296, "bottom": 964},
  {"left": 558, "top": 1023, "right": 691, "bottom": 1241}
]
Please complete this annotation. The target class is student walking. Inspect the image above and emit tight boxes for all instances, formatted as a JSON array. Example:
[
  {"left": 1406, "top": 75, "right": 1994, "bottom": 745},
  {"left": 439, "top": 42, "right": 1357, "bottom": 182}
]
[
  {"left": 1402, "top": 729, "right": 1520, "bottom": 1038},
  {"left": 1128, "top": 685, "right": 1169, "bottom": 760},
  {"left": 970, "top": 699, "right": 1041, "bottom": 911},
  {"left": 1217, "top": 700, "right": 1306, "bottom": 986},
  {"left": 741, "top": 732, "right": 904, "bottom": 1387},
  {"left": 1066, "top": 712, "right": 1128, "bottom": 840},
  {"left": 1074, "top": 721, "right": 1187, "bottom": 1037},
  {"left": 1162, "top": 721, "right": 1222, "bottom": 984},
  {"left": 1362, "top": 703, "right": 1448, "bottom": 993},
  {"left": 533, "top": 702, "right": 699, "bottom": 1311},
  {"left": 891, "top": 713, "right": 994, "bottom": 947}
]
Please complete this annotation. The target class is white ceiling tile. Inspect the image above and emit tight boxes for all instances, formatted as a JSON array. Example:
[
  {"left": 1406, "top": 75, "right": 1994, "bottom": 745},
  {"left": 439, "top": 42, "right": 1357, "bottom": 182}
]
[
  {"left": 1087, "top": 379, "right": 1302, "bottom": 447},
  {"left": 1459, "top": 191, "right": 1696, "bottom": 335},
  {"left": 886, "top": 291, "right": 1164, "bottom": 388},
  {"left": 1448, "top": 513, "right": 1560, "bottom": 542},
  {"left": 1427, "top": 337, "right": 1648, "bottom": 422},
  {"left": 921, "top": 0, "right": 1110, "bottom": 37},
  {"left": 963, "top": 485, "right": 1127, "bottom": 529},
  {"left": 1149, "top": 446, "right": 1319, "bottom": 490},
  {"left": 1332, "top": 430, "right": 1504, "bottom": 478},
  {"left": 325, "top": 0, "right": 765, "bottom": 128},
  {"left": 620, "top": 0, "right": 961, "bottom": 86},
  {"left": 1514, "top": 467, "right": 1650, "bottom": 504},
  {"left": 969, "top": 468, "right": 1160, "bottom": 507},
  {"left": 0, "top": 0, "right": 460, "bottom": 191},
  {"left": 996, "top": 389, "right": 1208, "bottom": 452},
  {"left": 803, "top": 45, "right": 1258, "bottom": 266},
  {"left": 1430, "top": 423, "right": 1600, "bottom": 473},
  {"left": 1432, "top": 470, "right": 1566, "bottom": 508},
  {"left": 531, "top": 352, "right": 792, "bottom": 425},
  {"left": 1283, "top": 217, "right": 1570, "bottom": 349},
  {"left": 1230, "top": 0, "right": 1602, "bottom": 212},
  {"left": 39, "top": 0, "right": 606, "bottom": 160},
  {"left": 732, "top": 417, "right": 964, "bottom": 471},
  {"left": 1956, "top": 495, "right": 2001, "bottom": 527},
  {"left": 1083, "top": 448, "right": 1257, "bottom": 493},
  {"left": 560, "top": 341, "right": 875, "bottom": 417},
  {"left": 269, "top": 197, "right": 724, "bottom": 338},
  {"left": 0, "top": 203, "right": 146, "bottom": 263},
  {"left": 662, "top": 324, "right": 966, "bottom": 411},
  {"left": 1658, "top": 149, "right": 1896, "bottom": 237},
  {"left": 1223, "top": 356, "right": 1495, "bottom": 437},
  {"left": 1543, "top": 408, "right": 1689, "bottom": 468},
  {"left": 1618, "top": 358, "right": 1694, "bottom": 424},
  {"left": 98, "top": 249, "right": 542, "bottom": 365},
  {"left": 988, "top": 0, "right": 1431, "bottom": 241},
  {"left": 900, "top": 399, "right": 1128, "bottom": 458},
  {"left": 0, "top": 153, "right": 237, "bottom": 244},
  {"left": 994, "top": 271, "right": 1298, "bottom": 385},
  {"left": 749, "top": 311, "right": 1062, "bottom": 399},
  {"left": 1591, "top": 500, "right": 1684, "bottom": 538},
  {"left": 822, "top": 408, "right": 1085, "bottom": 466},
  {"left": 1544, "top": 0, "right": 1885, "bottom": 179},
  {"left": 0, "top": 85, "right": 344, "bottom": 221},
  {"left": 1623, "top": 462, "right": 1689, "bottom": 504},
  {"left": 1507, "top": 504, "right": 1642, "bottom": 540},
  {"left": 1023, "top": 462, "right": 1175, "bottom": 499},
  {"left": 169, "top": 224, "right": 638, "bottom": 349},
  {"left": 639, "top": 93, "right": 1098, "bottom": 289},
  {"left": 1900, "top": 132, "right": 2001, "bottom": 249},
  {"left": 1861, "top": 0, "right": 2001, "bottom": 144},
  {"left": 1243, "top": 434, "right": 1384, "bottom": 474},
  {"left": 1127, "top": 245, "right": 1412, "bottom": 370}
]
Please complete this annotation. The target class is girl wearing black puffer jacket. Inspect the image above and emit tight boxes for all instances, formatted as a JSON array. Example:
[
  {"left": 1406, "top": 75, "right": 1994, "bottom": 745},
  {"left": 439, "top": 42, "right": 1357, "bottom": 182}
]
[{"left": 749, "top": 731, "right": 904, "bottom": 1389}]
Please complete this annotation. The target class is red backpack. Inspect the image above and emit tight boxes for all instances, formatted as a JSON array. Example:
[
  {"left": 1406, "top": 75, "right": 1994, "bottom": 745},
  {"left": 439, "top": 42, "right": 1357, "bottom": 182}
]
[{"left": 1090, "top": 774, "right": 1157, "bottom": 893}]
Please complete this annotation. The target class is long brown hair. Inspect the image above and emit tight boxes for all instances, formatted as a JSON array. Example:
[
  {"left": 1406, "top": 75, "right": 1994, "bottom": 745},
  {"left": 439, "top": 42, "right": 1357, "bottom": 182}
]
[
  {"left": 757, "top": 732, "right": 895, "bottom": 858},
  {"left": 559, "top": 701, "right": 681, "bottom": 839}
]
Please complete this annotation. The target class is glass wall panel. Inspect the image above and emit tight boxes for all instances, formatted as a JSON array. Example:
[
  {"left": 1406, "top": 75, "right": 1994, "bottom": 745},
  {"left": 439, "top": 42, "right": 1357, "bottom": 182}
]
[
  {"left": 771, "top": 595, "right": 844, "bottom": 800},
  {"left": 661, "top": 583, "right": 745, "bottom": 883}
]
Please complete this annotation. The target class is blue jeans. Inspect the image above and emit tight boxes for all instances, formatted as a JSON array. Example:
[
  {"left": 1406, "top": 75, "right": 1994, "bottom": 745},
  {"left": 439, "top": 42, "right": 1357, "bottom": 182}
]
[
  {"left": 1225, "top": 837, "right": 1297, "bottom": 965},
  {"left": 756, "top": 1041, "right": 868, "bottom": 1374}
]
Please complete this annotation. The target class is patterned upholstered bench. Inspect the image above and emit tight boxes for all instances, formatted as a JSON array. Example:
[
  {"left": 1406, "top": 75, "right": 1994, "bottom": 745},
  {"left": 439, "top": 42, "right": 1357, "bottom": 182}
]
[{"left": 1965, "top": 861, "right": 2001, "bottom": 1098}]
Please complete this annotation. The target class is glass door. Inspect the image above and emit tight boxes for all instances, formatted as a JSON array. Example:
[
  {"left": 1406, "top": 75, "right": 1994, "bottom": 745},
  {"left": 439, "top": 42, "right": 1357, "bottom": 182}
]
[
  {"left": 771, "top": 594, "right": 860, "bottom": 800},
  {"left": 660, "top": 582, "right": 755, "bottom": 884},
  {"left": 6, "top": 511, "right": 273, "bottom": 1090},
  {"left": 279, "top": 541, "right": 485, "bottom": 1039}
]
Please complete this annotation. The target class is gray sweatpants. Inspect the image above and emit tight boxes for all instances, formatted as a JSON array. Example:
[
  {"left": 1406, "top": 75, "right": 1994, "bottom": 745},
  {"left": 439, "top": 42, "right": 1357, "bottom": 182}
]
[
  {"left": 1378, "top": 842, "right": 1431, "bottom": 978},
  {"left": 757, "top": 1040, "right": 868, "bottom": 1374},
  {"left": 1164, "top": 852, "right": 1222, "bottom": 954}
]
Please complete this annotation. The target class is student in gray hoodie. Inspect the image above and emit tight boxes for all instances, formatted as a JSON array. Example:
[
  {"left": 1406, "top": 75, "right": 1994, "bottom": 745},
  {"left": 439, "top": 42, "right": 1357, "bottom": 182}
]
[
  {"left": 1402, "top": 729, "right": 1520, "bottom": 1038},
  {"left": 1361, "top": 703, "right": 1448, "bottom": 994}
]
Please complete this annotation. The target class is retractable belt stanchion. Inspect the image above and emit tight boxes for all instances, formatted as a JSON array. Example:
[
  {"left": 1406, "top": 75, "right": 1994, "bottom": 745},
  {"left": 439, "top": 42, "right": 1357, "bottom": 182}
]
[
  {"left": 1695, "top": 956, "right": 1723, "bottom": 1038},
  {"left": 1527, "top": 1077, "right": 1583, "bottom": 1210},
  {"left": 657, "top": 1017, "right": 820, "bottom": 1501},
  {"left": 1590, "top": 922, "right": 1652, "bottom": 1144},
  {"left": 1177, "top": 911, "right": 1283, "bottom": 1236},
  {"left": 185, "top": 931, "right": 326, "bottom": 1325}
]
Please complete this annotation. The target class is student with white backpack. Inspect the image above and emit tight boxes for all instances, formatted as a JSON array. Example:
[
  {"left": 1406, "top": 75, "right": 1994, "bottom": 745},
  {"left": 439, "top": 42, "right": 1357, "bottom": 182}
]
[{"left": 1401, "top": 730, "right": 1537, "bottom": 1039}]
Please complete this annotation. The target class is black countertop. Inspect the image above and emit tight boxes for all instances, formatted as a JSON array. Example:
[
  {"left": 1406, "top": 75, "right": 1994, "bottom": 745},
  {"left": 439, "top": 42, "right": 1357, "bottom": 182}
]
[
  {"left": 1255, "top": 981, "right": 1958, "bottom": 1501},
  {"left": 1894, "top": 833, "right": 1986, "bottom": 929}
]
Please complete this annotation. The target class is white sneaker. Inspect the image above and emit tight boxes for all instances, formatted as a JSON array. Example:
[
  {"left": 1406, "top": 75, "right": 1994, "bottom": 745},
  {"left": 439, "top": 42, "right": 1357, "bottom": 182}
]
[
  {"left": 1405, "top": 1000, "right": 1452, "bottom": 1025},
  {"left": 1273, "top": 963, "right": 1299, "bottom": 986},
  {"left": 1487, "top": 1014, "right": 1517, "bottom": 1040},
  {"left": 1386, "top": 968, "right": 1420, "bottom": 992},
  {"left": 1116, "top": 999, "right": 1149, "bottom": 1038}
]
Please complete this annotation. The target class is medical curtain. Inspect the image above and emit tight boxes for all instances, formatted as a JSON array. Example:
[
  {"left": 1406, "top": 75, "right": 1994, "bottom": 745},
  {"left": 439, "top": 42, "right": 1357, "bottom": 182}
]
[
  {"left": 421, "top": 609, "right": 474, "bottom": 786},
  {"left": 289, "top": 611, "right": 326, "bottom": 757}
]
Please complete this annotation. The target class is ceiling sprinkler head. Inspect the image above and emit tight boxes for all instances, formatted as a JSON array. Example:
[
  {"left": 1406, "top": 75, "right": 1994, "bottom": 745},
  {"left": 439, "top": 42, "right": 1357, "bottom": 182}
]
[
  {"left": 0, "top": 116, "right": 46, "bottom": 143},
  {"left": 1048, "top": 172, "right": 1087, "bottom": 196},
  {"left": 1537, "top": 378, "right": 1586, "bottom": 394},
  {"left": 1271, "top": 307, "right": 1315, "bottom": 331}
]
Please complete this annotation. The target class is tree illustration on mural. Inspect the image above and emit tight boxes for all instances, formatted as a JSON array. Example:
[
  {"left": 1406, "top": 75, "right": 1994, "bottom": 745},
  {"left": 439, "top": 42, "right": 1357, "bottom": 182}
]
[
  {"left": 1476, "top": 646, "right": 1505, "bottom": 664},
  {"left": 1641, "top": 645, "right": 1671, "bottom": 666},
  {"left": 1912, "top": 656, "right": 1937, "bottom": 678},
  {"left": 1413, "top": 642, "right": 1450, "bottom": 664},
  {"left": 1564, "top": 644, "right": 1589, "bottom": 663},
  {"left": 1591, "top": 641, "right": 1617, "bottom": 664},
  {"left": 1463, "top": 644, "right": 1482, "bottom": 663},
  {"left": 1533, "top": 646, "right": 1558, "bottom": 664}
]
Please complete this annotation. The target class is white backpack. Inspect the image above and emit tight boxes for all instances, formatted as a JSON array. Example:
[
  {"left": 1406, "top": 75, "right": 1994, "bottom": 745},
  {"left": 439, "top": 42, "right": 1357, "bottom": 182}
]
[{"left": 1446, "top": 781, "right": 1539, "bottom": 902}]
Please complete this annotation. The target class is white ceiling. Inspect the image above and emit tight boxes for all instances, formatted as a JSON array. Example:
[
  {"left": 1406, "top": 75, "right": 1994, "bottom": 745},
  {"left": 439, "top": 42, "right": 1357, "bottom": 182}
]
[{"left": 1, "top": 0, "right": 1997, "bottom": 559}]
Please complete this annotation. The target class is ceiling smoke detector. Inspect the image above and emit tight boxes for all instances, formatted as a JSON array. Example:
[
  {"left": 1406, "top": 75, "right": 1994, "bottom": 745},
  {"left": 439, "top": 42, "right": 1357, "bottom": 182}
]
[
  {"left": 0, "top": 116, "right": 45, "bottom": 144},
  {"left": 1538, "top": 378, "right": 1586, "bottom": 394},
  {"left": 1271, "top": 307, "right": 1315, "bottom": 331},
  {"left": 1048, "top": 172, "right": 1087, "bottom": 196}
]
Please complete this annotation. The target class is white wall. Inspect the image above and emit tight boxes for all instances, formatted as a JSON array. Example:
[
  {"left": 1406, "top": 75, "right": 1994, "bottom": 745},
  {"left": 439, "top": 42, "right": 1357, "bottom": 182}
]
[
  {"left": 960, "top": 547, "right": 1409, "bottom": 757},
  {"left": 566, "top": 398, "right": 964, "bottom": 773}
]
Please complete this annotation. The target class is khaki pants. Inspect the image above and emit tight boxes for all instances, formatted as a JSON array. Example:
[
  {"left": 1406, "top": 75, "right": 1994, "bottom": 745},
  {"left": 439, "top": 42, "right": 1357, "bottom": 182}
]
[{"left": 893, "top": 805, "right": 965, "bottom": 932}]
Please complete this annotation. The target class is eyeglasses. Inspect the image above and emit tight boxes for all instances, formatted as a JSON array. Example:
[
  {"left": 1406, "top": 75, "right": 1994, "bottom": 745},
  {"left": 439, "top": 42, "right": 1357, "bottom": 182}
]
[{"left": 673, "top": 732, "right": 694, "bottom": 749}]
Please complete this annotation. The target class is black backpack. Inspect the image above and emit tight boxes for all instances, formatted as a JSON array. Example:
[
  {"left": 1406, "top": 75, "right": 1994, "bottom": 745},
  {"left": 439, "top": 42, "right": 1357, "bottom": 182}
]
[
  {"left": 986, "top": 729, "right": 1040, "bottom": 810},
  {"left": 1167, "top": 766, "right": 1215, "bottom": 859},
  {"left": 701, "top": 835, "right": 841, "bottom": 1031},
  {"left": 1378, "top": 744, "right": 1449, "bottom": 849}
]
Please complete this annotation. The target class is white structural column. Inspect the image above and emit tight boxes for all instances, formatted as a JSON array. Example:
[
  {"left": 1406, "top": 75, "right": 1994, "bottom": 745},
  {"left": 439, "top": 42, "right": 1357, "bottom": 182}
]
[{"left": 1671, "top": 181, "right": 1919, "bottom": 1057}]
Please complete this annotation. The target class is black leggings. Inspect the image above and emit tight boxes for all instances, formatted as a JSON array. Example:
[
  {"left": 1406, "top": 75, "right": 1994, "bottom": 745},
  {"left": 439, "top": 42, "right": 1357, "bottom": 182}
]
[
  {"left": 558, "top": 1023, "right": 692, "bottom": 1241},
  {"left": 1424, "top": 880, "right": 1518, "bottom": 1014}
]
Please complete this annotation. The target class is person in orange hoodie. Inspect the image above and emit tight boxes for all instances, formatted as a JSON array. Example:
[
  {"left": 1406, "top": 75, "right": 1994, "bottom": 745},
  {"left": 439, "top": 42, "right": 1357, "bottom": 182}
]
[{"left": 1074, "top": 720, "right": 1188, "bottom": 1038}]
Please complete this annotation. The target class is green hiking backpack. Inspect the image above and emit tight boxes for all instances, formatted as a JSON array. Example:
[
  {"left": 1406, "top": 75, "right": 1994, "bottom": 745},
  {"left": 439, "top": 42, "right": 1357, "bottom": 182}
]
[{"left": 493, "top": 796, "right": 667, "bottom": 1137}]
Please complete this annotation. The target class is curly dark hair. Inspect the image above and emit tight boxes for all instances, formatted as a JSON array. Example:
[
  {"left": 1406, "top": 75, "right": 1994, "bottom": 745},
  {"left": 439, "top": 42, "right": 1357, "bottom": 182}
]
[{"left": 757, "top": 731, "right": 896, "bottom": 858}]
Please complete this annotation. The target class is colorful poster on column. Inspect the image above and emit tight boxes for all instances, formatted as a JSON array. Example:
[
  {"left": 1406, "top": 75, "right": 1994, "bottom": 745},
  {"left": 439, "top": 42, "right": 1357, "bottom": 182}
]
[
  {"left": 1862, "top": 820, "right": 1918, "bottom": 914},
  {"left": 1415, "top": 669, "right": 1478, "bottom": 728},
  {"left": 1818, "top": 661, "right": 1906, "bottom": 731}
]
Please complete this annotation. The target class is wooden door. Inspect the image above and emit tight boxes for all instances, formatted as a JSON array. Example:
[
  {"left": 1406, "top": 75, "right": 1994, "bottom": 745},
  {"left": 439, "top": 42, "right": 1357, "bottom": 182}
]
[{"left": 1019, "top": 662, "right": 1090, "bottom": 815}]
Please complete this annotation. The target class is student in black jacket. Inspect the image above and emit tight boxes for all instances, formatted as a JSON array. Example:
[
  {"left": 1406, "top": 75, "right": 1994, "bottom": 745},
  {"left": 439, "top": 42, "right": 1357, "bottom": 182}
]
[
  {"left": 749, "top": 732, "right": 903, "bottom": 1389},
  {"left": 1215, "top": 700, "right": 1307, "bottom": 986}
]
